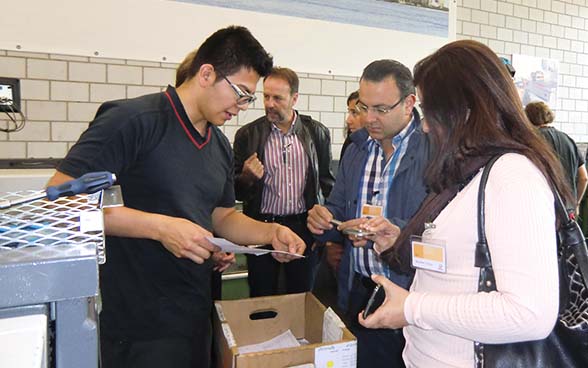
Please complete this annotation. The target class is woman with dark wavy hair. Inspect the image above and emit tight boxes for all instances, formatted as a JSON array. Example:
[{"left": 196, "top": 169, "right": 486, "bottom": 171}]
[{"left": 356, "top": 40, "right": 572, "bottom": 367}]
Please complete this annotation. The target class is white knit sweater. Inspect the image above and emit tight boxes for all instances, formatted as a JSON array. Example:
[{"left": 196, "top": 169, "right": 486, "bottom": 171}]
[{"left": 403, "top": 153, "right": 559, "bottom": 368}]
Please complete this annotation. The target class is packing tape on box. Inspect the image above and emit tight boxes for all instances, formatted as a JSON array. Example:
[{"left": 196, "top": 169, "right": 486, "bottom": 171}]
[
  {"left": 214, "top": 302, "right": 226, "bottom": 322},
  {"left": 222, "top": 323, "right": 236, "bottom": 348}
]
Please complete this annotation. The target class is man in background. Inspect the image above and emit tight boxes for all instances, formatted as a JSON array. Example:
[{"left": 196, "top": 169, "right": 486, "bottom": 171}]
[
  {"left": 233, "top": 67, "right": 335, "bottom": 297},
  {"left": 47, "top": 26, "right": 305, "bottom": 368},
  {"left": 525, "top": 101, "right": 587, "bottom": 210}
]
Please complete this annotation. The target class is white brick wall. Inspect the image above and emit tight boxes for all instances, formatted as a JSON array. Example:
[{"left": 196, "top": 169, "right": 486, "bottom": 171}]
[
  {"left": 1, "top": 0, "right": 587, "bottom": 158},
  {"left": 457, "top": 0, "right": 588, "bottom": 143}
]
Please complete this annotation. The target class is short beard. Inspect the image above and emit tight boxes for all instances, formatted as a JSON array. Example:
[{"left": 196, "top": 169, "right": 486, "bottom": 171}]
[{"left": 265, "top": 108, "right": 285, "bottom": 124}]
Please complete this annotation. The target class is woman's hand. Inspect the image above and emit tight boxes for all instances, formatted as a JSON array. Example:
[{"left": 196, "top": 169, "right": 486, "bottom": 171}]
[
  {"left": 360, "top": 216, "right": 401, "bottom": 254},
  {"left": 359, "top": 274, "right": 409, "bottom": 329},
  {"left": 337, "top": 217, "right": 370, "bottom": 247}
]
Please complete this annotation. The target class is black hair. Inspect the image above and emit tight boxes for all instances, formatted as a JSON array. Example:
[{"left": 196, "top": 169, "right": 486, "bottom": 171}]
[
  {"left": 177, "top": 25, "right": 273, "bottom": 86},
  {"left": 347, "top": 90, "right": 359, "bottom": 105},
  {"left": 361, "top": 59, "right": 415, "bottom": 98}
]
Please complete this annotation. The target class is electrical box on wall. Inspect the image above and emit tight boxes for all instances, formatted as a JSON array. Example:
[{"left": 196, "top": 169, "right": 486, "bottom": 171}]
[{"left": 0, "top": 77, "right": 21, "bottom": 113}]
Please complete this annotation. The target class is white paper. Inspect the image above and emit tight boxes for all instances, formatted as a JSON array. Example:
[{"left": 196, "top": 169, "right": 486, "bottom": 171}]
[
  {"left": 322, "top": 307, "right": 344, "bottom": 343},
  {"left": 206, "top": 237, "right": 304, "bottom": 258},
  {"left": 288, "top": 364, "right": 314, "bottom": 368},
  {"left": 238, "top": 329, "right": 300, "bottom": 354},
  {"left": 79, "top": 210, "right": 103, "bottom": 233},
  {"left": 314, "top": 341, "right": 357, "bottom": 368}
]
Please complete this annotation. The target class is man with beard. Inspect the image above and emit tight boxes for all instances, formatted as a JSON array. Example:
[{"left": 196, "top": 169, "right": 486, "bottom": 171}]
[{"left": 234, "top": 67, "right": 335, "bottom": 296}]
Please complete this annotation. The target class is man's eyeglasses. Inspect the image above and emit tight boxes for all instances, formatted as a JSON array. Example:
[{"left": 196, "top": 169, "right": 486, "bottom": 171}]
[
  {"left": 355, "top": 97, "right": 405, "bottom": 115},
  {"left": 223, "top": 76, "right": 257, "bottom": 105}
]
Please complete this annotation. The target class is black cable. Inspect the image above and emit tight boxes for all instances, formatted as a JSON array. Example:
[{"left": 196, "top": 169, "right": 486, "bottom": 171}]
[{"left": 0, "top": 98, "right": 26, "bottom": 133}]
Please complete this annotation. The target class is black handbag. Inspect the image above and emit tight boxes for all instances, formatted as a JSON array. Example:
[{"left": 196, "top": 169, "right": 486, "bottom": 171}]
[{"left": 474, "top": 155, "right": 588, "bottom": 367}]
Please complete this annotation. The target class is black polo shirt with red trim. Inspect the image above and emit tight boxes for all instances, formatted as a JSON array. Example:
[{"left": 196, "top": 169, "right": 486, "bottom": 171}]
[{"left": 58, "top": 86, "right": 235, "bottom": 341}]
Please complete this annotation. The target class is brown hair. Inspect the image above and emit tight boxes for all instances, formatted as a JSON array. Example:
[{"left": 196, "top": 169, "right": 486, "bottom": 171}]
[
  {"left": 525, "top": 101, "right": 555, "bottom": 127},
  {"left": 264, "top": 67, "right": 299, "bottom": 95},
  {"left": 382, "top": 40, "right": 572, "bottom": 274},
  {"left": 175, "top": 50, "right": 197, "bottom": 87}
]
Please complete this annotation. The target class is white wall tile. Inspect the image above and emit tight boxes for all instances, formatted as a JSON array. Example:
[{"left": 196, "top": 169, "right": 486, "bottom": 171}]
[
  {"left": 0, "top": 142, "right": 26, "bottom": 158},
  {"left": 51, "top": 81, "right": 89, "bottom": 102},
  {"left": 20, "top": 79, "right": 49, "bottom": 100},
  {"left": 26, "top": 101, "right": 67, "bottom": 121},
  {"left": 513, "top": 5, "right": 529, "bottom": 18},
  {"left": 321, "top": 80, "right": 347, "bottom": 96},
  {"left": 551, "top": 1, "right": 566, "bottom": 14},
  {"left": 90, "top": 84, "right": 126, "bottom": 102},
  {"left": 51, "top": 122, "right": 89, "bottom": 141},
  {"left": 497, "top": 28, "right": 513, "bottom": 42},
  {"left": 8, "top": 121, "right": 50, "bottom": 141},
  {"left": 27, "top": 59, "right": 67, "bottom": 80},
  {"left": 471, "top": 9, "right": 488, "bottom": 24},
  {"left": 68, "top": 102, "right": 100, "bottom": 121},
  {"left": 558, "top": 14, "right": 572, "bottom": 27},
  {"left": 299, "top": 78, "right": 321, "bottom": 94},
  {"left": 309, "top": 96, "right": 334, "bottom": 111},
  {"left": 489, "top": 13, "right": 506, "bottom": 27},
  {"left": 462, "top": 21, "right": 481, "bottom": 36},
  {"left": 0, "top": 57, "right": 26, "bottom": 78},
  {"left": 127, "top": 86, "right": 161, "bottom": 99},
  {"left": 69, "top": 62, "right": 106, "bottom": 83},
  {"left": 536, "top": 0, "right": 551, "bottom": 10},
  {"left": 143, "top": 67, "right": 175, "bottom": 86},
  {"left": 27, "top": 142, "right": 68, "bottom": 158},
  {"left": 458, "top": 6, "right": 472, "bottom": 20},
  {"left": 497, "top": 2, "right": 514, "bottom": 15},
  {"left": 566, "top": 4, "right": 579, "bottom": 16},
  {"left": 319, "top": 112, "right": 345, "bottom": 128},
  {"left": 481, "top": 0, "right": 497, "bottom": 12},
  {"left": 107, "top": 65, "right": 142, "bottom": 85}
]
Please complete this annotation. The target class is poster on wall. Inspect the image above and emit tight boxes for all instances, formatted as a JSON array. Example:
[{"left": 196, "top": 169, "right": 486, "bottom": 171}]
[
  {"left": 512, "top": 54, "right": 559, "bottom": 108},
  {"left": 174, "top": 0, "right": 450, "bottom": 38}
]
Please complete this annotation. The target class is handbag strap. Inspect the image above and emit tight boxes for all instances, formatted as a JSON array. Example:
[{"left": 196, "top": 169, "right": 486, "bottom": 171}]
[
  {"left": 474, "top": 154, "right": 588, "bottom": 367},
  {"left": 476, "top": 154, "right": 588, "bottom": 291}
]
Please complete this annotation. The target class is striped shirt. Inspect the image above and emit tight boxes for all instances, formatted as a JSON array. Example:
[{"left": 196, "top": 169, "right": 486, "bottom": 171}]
[
  {"left": 354, "top": 116, "right": 418, "bottom": 278},
  {"left": 260, "top": 113, "right": 309, "bottom": 215}
]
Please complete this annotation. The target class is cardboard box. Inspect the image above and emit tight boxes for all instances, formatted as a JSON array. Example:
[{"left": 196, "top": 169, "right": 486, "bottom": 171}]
[{"left": 213, "top": 292, "right": 356, "bottom": 368}]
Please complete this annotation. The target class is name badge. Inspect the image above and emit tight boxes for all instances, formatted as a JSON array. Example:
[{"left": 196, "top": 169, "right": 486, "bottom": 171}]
[
  {"left": 361, "top": 204, "right": 383, "bottom": 218},
  {"left": 410, "top": 235, "right": 446, "bottom": 273}
]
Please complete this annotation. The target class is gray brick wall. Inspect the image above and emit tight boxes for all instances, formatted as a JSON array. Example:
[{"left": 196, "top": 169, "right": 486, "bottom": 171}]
[{"left": 1, "top": 0, "right": 586, "bottom": 159}]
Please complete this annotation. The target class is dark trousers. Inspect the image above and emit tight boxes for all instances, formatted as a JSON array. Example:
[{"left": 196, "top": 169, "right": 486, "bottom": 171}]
[
  {"left": 100, "top": 323, "right": 212, "bottom": 368},
  {"left": 246, "top": 213, "right": 317, "bottom": 297},
  {"left": 346, "top": 273, "right": 406, "bottom": 368}
]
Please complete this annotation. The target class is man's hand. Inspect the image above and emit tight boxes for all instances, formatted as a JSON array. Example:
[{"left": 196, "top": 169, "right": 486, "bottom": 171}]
[
  {"left": 156, "top": 216, "right": 219, "bottom": 264},
  {"left": 212, "top": 252, "right": 236, "bottom": 272},
  {"left": 270, "top": 224, "right": 306, "bottom": 263},
  {"left": 241, "top": 153, "right": 264, "bottom": 182},
  {"left": 307, "top": 204, "right": 334, "bottom": 235},
  {"left": 358, "top": 274, "right": 409, "bottom": 330}
]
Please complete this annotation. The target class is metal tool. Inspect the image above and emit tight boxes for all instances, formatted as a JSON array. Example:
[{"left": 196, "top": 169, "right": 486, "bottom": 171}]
[{"left": 0, "top": 171, "right": 116, "bottom": 209}]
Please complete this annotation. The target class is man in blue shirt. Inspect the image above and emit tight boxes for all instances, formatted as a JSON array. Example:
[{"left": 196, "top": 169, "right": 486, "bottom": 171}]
[{"left": 307, "top": 60, "right": 430, "bottom": 368}]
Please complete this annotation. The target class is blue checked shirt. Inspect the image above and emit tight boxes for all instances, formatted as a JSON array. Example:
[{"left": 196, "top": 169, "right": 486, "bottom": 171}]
[{"left": 354, "top": 116, "right": 417, "bottom": 278}]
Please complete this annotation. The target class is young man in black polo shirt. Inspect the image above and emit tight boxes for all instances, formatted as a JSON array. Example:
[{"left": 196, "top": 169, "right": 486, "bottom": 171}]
[{"left": 47, "top": 26, "right": 305, "bottom": 368}]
